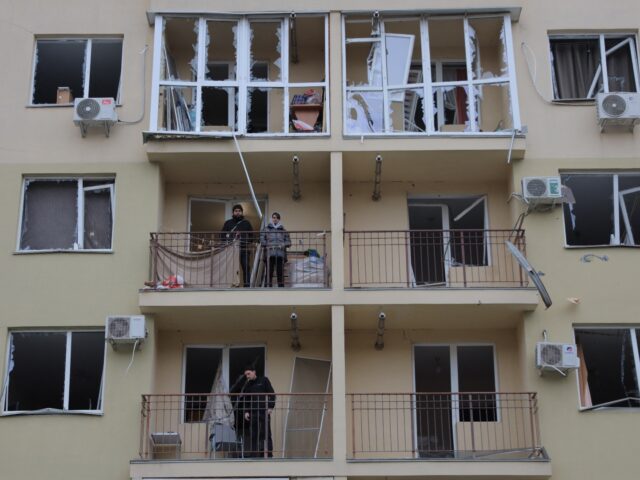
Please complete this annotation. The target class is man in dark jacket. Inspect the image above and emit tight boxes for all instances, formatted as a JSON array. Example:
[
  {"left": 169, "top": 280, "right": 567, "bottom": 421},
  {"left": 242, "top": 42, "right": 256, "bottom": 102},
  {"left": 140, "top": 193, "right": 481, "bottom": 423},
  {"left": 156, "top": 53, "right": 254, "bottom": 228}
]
[
  {"left": 237, "top": 365, "right": 276, "bottom": 457},
  {"left": 222, "top": 204, "right": 255, "bottom": 287}
]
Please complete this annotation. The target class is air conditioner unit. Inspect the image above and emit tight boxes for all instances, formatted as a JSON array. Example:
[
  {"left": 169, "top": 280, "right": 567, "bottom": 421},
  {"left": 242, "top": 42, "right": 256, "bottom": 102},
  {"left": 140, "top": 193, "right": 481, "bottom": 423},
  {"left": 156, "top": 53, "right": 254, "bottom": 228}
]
[
  {"left": 522, "top": 176, "right": 562, "bottom": 204},
  {"left": 536, "top": 342, "right": 580, "bottom": 372},
  {"left": 73, "top": 97, "right": 117, "bottom": 137},
  {"left": 106, "top": 315, "right": 146, "bottom": 348},
  {"left": 596, "top": 92, "right": 640, "bottom": 132}
]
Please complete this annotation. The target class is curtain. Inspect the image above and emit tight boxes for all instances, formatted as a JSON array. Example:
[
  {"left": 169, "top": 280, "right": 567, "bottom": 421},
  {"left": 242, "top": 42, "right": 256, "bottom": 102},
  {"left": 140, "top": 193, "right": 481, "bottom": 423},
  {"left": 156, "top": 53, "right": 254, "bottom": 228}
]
[
  {"left": 577, "top": 344, "right": 592, "bottom": 408},
  {"left": 551, "top": 39, "right": 601, "bottom": 99}
]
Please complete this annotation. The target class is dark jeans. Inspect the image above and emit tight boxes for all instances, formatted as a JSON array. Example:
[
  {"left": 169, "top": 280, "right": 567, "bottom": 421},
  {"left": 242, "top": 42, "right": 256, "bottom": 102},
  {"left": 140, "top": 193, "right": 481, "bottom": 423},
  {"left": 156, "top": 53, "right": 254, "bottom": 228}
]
[
  {"left": 267, "top": 256, "right": 284, "bottom": 287},
  {"left": 240, "top": 249, "right": 252, "bottom": 287}
]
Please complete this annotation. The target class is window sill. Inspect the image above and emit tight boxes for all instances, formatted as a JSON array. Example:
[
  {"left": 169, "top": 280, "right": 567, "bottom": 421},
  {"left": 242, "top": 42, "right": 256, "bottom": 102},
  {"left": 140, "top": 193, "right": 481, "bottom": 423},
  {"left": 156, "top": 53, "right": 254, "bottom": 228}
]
[
  {"left": 2, "top": 409, "right": 104, "bottom": 416},
  {"left": 26, "top": 103, "right": 123, "bottom": 108},
  {"left": 551, "top": 99, "right": 596, "bottom": 105},
  {"left": 143, "top": 131, "right": 330, "bottom": 142},
  {"left": 14, "top": 249, "right": 114, "bottom": 255},
  {"left": 564, "top": 244, "right": 640, "bottom": 249}
]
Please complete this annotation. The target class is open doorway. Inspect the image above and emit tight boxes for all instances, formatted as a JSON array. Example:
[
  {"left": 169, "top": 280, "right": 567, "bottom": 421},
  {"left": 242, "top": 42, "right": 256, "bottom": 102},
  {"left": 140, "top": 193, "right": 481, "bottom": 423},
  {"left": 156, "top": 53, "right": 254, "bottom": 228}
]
[
  {"left": 189, "top": 197, "right": 267, "bottom": 232},
  {"left": 408, "top": 196, "right": 488, "bottom": 286},
  {"left": 413, "top": 344, "right": 497, "bottom": 458}
]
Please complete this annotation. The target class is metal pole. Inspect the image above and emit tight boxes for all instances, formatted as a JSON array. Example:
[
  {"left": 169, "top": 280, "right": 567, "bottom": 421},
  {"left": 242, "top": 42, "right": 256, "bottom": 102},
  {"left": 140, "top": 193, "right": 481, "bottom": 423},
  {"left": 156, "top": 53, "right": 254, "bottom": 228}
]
[{"left": 232, "top": 133, "right": 263, "bottom": 220}]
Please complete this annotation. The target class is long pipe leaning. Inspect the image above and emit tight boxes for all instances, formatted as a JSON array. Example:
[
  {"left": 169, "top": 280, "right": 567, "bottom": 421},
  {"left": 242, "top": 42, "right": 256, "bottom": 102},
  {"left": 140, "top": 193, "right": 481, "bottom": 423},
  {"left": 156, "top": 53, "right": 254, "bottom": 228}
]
[{"left": 233, "top": 133, "right": 263, "bottom": 220}]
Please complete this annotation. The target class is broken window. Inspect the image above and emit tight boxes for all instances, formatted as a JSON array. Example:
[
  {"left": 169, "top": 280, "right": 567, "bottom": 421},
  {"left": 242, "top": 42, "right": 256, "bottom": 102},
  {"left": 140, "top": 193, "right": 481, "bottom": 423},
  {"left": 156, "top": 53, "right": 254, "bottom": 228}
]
[
  {"left": 153, "top": 14, "right": 328, "bottom": 135},
  {"left": 32, "top": 38, "right": 123, "bottom": 105},
  {"left": 19, "top": 177, "right": 115, "bottom": 251},
  {"left": 343, "top": 13, "right": 518, "bottom": 135},
  {"left": 550, "top": 34, "right": 640, "bottom": 100},
  {"left": 3, "top": 331, "right": 105, "bottom": 413},
  {"left": 561, "top": 173, "right": 640, "bottom": 246},
  {"left": 183, "top": 345, "right": 265, "bottom": 422},
  {"left": 575, "top": 328, "right": 640, "bottom": 409}
]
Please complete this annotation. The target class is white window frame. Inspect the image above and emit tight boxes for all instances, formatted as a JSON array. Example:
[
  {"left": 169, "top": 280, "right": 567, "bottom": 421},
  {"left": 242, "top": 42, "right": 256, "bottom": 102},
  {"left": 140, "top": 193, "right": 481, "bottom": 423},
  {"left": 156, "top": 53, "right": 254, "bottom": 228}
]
[
  {"left": 29, "top": 37, "right": 124, "bottom": 106},
  {"left": 150, "top": 14, "right": 330, "bottom": 137},
  {"left": 342, "top": 13, "right": 520, "bottom": 136},
  {"left": 16, "top": 176, "right": 116, "bottom": 253},
  {"left": 561, "top": 171, "right": 640, "bottom": 248},
  {"left": 549, "top": 33, "right": 640, "bottom": 101},
  {"left": 573, "top": 326, "right": 640, "bottom": 411},
  {"left": 1, "top": 329, "right": 107, "bottom": 416}
]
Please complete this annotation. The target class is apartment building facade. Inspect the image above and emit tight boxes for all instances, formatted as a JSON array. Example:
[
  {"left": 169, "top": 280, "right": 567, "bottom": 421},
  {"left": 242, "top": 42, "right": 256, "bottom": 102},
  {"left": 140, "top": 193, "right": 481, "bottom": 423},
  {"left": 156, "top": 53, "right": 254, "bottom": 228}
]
[{"left": 1, "top": 1, "right": 640, "bottom": 479}]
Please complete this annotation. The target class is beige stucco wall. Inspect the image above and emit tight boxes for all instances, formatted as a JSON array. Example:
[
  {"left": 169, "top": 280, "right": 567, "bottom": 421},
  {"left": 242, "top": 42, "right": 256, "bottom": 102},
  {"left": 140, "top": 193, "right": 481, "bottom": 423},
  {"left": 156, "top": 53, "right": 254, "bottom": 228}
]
[{"left": 2, "top": 1, "right": 640, "bottom": 479}]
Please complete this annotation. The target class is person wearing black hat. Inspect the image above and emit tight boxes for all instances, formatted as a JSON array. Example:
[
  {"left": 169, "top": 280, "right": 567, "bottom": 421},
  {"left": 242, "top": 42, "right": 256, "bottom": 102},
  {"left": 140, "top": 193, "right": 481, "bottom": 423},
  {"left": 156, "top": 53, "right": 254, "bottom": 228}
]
[
  {"left": 234, "top": 365, "right": 275, "bottom": 457},
  {"left": 222, "top": 204, "right": 255, "bottom": 287}
]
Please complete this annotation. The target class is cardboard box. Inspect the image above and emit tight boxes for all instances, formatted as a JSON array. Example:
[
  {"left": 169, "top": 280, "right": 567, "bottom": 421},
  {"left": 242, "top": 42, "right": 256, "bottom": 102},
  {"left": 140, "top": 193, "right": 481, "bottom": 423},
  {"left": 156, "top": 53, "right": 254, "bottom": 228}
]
[{"left": 56, "top": 87, "right": 73, "bottom": 104}]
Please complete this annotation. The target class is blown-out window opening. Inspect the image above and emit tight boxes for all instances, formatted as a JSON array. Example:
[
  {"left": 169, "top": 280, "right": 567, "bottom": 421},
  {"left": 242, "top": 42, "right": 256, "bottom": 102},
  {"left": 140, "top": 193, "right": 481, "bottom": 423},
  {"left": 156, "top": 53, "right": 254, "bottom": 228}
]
[
  {"left": 150, "top": 14, "right": 329, "bottom": 136},
  {"left": 343, "top": 12, "right": 520, "bottom": 136},
  {"left": 1, "top": 330, "right": 106, "bottom": 415},
  {"left": 30, "top": 38, "right": 123, "bottom": 105},
  {"left": 550, "top": 33, "right": 640, "bottom": 101},
  {"left": 17, "top": 177, "right": 115, "bottom": 252}
]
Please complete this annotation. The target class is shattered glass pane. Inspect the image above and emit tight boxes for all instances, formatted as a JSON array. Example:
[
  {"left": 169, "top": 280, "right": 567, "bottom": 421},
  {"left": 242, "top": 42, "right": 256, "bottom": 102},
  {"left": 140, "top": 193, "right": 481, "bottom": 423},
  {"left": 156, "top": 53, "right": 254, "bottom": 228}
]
[
  {"left": 605, "top": 36, "right": 638, "bottom": 92},
  {"left": 388, "top": 88, "right": 425, "bottom": 132},
  {"left": 84, "top": 186, "right": 113, "bottom": 249},
  {"left": 384, "top": 20, "right": 422, "bottom": 85},
  {"left": 346, "top": 40, "right": 383, "bottom": 87},
  {"left": 617, "top": 174, "right": 640, "bottom": 245},
  {"left": 162, "top": 17, "right": 198, "bottom": 81},
  {"left": 561, "top": 174, "right": 614, "bottom": 246},
  {"left": 431, "top": 85, "right": 469, "bottom": 132},
  {"left": 427, "top": 18, "right": 466, "bottom": 71},
  {"left": 69, "top": 332, "right": 105, "bottom": 411},
  {"left": 201, "top": 87, "right": 238, "bottom": 132},
  {"left": 576, "top": 329, "right": 640, "bottom": 408},
  {"left": 346, "top": 91, "right": 384, "bottom": 133},
  {"left": 33, "top": 40, "right": 86, "bottom": 104},
  {"left": 157, "top": 86, "right": 196, "bottom": 132},
  {"left": 247, "top": 87, "right": 284, "bottom": 133},
  {"left": 345, "top": 16, "right": 375, "bottom": 39},
  {"left": 476, "top": 83, "right": 512, "bottom": 131},
  {"left": 289, "top": 87, "right": 324, "bottom": 133},
  {"left": 289, "top": 16, "right": 325, "bottom": 83},
  {"left": 468, "top": 17, "right": 507, "bottom": 80},
  {"left": 250, "top": 21, "right": 282, "bottom": 81},
  {"left": 206, "top": 21, "right": 237, "bottom": 81}
]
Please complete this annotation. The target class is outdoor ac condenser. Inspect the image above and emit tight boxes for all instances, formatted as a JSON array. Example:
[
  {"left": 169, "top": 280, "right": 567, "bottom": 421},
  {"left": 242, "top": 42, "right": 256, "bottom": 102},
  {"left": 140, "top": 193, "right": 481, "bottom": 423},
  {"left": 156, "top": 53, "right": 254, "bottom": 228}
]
[
  {"left": 522, "top": 176, "right": 562, "bottom": 204},
  {"left": 596, "top": 92, "right": 640, "bottom": 132},
  {"left": 536, "top": 342, "right": 580, "bottom": 372},
  {"left": 73, "top": 97, "right": 117, "bottom": 137},
  {"left": 106, "top": 315, "right": 146, "bottom": 349}
]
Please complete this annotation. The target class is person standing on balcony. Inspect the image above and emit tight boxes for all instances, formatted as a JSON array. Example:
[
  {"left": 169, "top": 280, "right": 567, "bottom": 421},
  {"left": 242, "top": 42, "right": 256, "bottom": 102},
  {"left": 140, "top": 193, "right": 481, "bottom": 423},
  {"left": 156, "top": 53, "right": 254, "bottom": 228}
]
[
  {"left": 222, "top": 204, "right": 255, "bottom": 287},
  {"left": 260, "top": 212, "right": 291, "bottom": 288},
  {"left": 237, "top": 365, "right": 276, "bottom": 458}
]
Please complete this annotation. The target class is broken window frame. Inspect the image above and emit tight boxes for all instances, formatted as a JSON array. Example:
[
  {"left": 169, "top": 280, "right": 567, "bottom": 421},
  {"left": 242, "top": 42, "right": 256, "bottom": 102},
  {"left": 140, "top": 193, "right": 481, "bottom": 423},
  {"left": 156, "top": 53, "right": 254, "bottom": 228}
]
[
  {"left": 30, "top": 37, "right": 124, "bottom": 106},
  {"left": 150, "top": 14, "right": 329, "bottom": 137},
  {"left": 574, "top": 326, "right": 640, "bottom": 410},
  {"left": 561, "top": 172, "right": 640, "bottom": 248},
  {"left": 549, "top": 33, "right": 640, "bottom": 101},
  {"left": 1, "top": 330, "right": 106, "bottom": 416},
  {"left": 17, "top": 176, "right": 115, "bottom": 253},
  {"left": 342, "top": 13, "right": 520, "bottom": 136}
]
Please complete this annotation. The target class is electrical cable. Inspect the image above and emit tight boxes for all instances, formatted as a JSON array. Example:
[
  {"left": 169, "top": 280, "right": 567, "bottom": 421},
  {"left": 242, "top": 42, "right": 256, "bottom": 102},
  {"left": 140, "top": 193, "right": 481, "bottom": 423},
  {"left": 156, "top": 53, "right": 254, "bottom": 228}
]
[
  {"left": 125, "top": 340, "right": 140, "bottom": 375},
  {"left": 118, "top": 45, "right": 149, "bottom": 124}
]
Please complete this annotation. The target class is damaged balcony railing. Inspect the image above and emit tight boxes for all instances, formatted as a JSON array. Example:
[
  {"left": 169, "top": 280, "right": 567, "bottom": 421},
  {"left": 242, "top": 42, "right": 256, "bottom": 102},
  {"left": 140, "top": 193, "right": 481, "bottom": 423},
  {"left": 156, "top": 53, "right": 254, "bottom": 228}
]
[
  {"left": 348, "top": 392, "right": 544, "bottom": 460},
  {"left": 140, "top": 393, "right": 332, "bottom": 460},
  {"left": 345, "top": 229, "right": 527, "bottom": 288},
  {"left": 147, "top": 231, "right": 329, "bottom": 289}
]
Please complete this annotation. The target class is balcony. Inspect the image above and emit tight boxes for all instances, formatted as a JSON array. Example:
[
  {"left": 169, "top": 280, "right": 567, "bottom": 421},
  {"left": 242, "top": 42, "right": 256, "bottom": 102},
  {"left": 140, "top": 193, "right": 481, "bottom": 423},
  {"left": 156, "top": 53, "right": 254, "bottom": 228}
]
[
  {"left": 145, "top": 231, "right": 330, "bottom": 290},
  {"left": 139, "top": 393, "right": 332, "bottom": 460},
  {"left": 345, "top": 229, "right": 527, "bottom": 289},
  {"left": 348, "top": 392, "right": 546, "bottom": 461}
]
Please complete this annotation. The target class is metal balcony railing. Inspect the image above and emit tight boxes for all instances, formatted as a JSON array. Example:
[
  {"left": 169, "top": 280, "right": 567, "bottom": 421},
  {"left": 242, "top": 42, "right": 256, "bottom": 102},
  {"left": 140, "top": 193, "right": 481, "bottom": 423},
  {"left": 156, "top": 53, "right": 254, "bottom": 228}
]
[
  {"left": 348, "top": 392, "right": 544, "bottom": 461},
  {"left": 344, "top": 229, "right": 527, "bottom": 288},
  {"left": 140, "top": 393, "right": 332, "bottom": 460},
  {"left": 147, "top": 231, "right": 330, "bottom": 289}
]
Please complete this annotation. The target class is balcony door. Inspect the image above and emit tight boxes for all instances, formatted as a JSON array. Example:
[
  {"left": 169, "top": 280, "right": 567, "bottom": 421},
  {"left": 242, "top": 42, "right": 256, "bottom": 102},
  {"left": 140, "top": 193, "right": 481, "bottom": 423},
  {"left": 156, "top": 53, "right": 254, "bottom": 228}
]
[
  {"left": 189, "top": 197, "right": 267, "bottom": 233},
  {"left": 408, "top": 204, "right": 450, "bottom": 285},
  {"left": 413, "top": 344, "right": 497, "bottom": 458}
]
